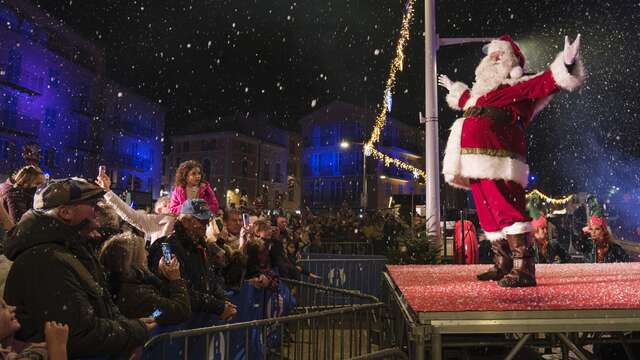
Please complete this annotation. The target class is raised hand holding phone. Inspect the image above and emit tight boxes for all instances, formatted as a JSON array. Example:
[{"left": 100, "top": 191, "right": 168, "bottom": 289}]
[
  {"left": 96, "top": 165, "right": 111, "bottom": 190},
  {"left": 159, "top": 254, "right": 181, "bottom": 281}
]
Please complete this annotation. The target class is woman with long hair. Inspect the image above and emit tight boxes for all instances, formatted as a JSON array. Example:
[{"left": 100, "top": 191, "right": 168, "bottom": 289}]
[{"left": 99, "top": 233, "right": 191, "bottom": 325}]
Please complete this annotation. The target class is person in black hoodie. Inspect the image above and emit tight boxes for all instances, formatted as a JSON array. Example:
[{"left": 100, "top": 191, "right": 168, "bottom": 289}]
[
  {"left": 3, "top": 178, "right": 153, "bottom": 359},
  {"left": 148, "top": 199, "right": 236, "bottom": 322}
]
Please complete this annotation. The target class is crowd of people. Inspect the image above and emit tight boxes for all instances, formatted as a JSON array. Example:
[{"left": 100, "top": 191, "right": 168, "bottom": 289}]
[
  {"left": 0, "top": 156, "right": 634, "bottom": 358},
  {"left": 0, "top": 160, "right": 333, "bottom": 359}
]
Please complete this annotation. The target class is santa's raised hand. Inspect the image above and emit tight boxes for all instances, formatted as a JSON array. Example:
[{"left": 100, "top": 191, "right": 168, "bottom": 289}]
[
  {"left": 438, "top": 74, "right": 454, "bottom": 91},
  {"left": 563, "top": 34, "right": 581, "bottom": 65}
]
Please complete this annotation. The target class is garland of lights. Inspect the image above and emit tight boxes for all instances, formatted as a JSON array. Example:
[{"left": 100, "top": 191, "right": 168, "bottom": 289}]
[
  {"left": 364, "top": 0, "right": 427, "bottom": 179},
  {"left": 526, "top": 189, "right": 574, "bottom": 205}
]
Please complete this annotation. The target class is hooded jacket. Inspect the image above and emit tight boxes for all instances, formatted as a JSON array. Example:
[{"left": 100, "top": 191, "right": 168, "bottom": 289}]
[{"left": 3, "top": 210, "right": 148, "bottom": 358}]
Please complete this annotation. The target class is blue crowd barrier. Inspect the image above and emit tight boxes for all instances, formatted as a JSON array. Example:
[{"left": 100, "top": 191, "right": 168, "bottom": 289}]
[
  {"left": 298, "top": 253, "right": 387, "bottom": 305},
  {"left": 142, "top": 279, "right": 297, "bottom": 359}
]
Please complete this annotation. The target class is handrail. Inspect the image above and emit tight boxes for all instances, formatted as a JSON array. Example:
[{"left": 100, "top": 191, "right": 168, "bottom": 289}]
[
  {"left": 280, "top": 277, "right": 380, "bottom": 303},
  {"left": 144, "top": 302, "right": 384, "bottom": 348}
]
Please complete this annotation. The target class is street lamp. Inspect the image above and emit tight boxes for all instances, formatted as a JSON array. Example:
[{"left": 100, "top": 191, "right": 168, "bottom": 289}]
[{"left": 340, "top": 140, "right": 350, "bottom": 149}]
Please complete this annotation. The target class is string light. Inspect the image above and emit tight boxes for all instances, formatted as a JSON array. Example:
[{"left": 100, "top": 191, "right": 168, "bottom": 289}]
[
  {"left": 364, "top": 0, "right": 426, "bottom": 179},
  {"left": 526, "top": 189, "right": 574, "bottom": 205},
  {"left": 370, "top": 147, "right": 426, "bottom": 178}
]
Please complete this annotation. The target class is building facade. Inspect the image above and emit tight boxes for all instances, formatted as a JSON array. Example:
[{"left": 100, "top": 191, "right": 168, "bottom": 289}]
[
  {"left": 164, "top": 122, "right": 300, "bottom": 210},
  {"left": 0, "top": 0, "right": 164, "bottom": 204},
  {"left": 300, "top": 101, "right": 424, "bottom": 210},
  {"left": 99, "top": 81, "right": 165, "bottom": 199}
]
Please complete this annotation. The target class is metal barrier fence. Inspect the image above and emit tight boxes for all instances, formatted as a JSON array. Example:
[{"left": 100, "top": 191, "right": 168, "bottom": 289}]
[
  {"left": 309, "top": 242, "right": 374, "bottom": 255},
  {"left": 299, "top": 254, "right": 387, "bottom": 303},
  {"left": 143, "top": 278, "right": 399, "bottom": 360}
]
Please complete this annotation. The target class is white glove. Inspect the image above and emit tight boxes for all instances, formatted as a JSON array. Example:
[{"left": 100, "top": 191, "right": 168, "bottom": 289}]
[
  {"left": 563, "top": 34, "right": 581, "bottom": 65},
  {"left": 437, "top": 74, "right": 454, "bottom": 91}
]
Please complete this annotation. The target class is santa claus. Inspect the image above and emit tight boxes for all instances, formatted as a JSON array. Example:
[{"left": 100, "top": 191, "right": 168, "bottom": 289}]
[{"left": 438, "top": 34, "right": 585, "bottom": 287}]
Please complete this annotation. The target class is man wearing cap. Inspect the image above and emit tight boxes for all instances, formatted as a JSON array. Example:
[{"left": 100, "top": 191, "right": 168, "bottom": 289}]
[
  {"left": 438, "top": 34, "right": 586, "bottom": 287},
  {"left": 148, "top": 198, "right": 237, "bottom": 324},
  {"left": 3, "top": 178, "right": 154, "bottom": 358},
  {"left": 576, "top": 215, "right": 628, "bottom": 263},
  {"left": 531, "top": 215, "right": 568, "bottom": 264}
]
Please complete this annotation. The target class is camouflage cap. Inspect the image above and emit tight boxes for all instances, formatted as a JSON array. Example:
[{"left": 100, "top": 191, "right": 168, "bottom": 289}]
[{"left": 33, "top": 177, "right": 105, "bottom": 210}]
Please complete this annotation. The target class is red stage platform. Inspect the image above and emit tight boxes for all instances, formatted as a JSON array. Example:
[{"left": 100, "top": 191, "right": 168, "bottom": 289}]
[
  {"left": 387, "top": 263, "right": 640, "bottom": 313},
  {"left": 383, "top": 263, "right": 640, "bottom": 360}
]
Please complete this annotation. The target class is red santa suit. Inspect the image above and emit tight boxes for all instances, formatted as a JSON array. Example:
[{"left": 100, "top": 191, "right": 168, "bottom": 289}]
[{"left": 442, "top": 39, "right": 586, "bottom": 240}]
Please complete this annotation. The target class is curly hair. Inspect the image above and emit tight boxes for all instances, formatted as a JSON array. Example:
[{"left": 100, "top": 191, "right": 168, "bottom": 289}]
[{"left": 174, "top": 160, "right": 202, "bottom": 188}]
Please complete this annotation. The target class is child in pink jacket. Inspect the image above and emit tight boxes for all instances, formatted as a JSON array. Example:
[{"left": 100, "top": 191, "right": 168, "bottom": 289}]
[{"left": 169, "top": 160, "right": 219, "bottom": 215}]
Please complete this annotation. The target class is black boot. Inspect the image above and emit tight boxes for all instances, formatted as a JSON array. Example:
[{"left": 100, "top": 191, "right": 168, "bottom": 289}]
[
  {"left": 498, "top": 233, "right": 537, "bottom": 288},
  {"left": 477, "top": 238, "right": 513, "bottom": 281}
]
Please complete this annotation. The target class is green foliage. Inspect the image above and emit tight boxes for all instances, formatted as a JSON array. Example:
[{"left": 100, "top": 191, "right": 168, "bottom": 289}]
[
  {"left": 527, "top": 193, "right": 544, "bottom": 219},
  {"left": 587, "top": 196, "right": 604, "bottom": 217},
  {"left": 386, "top": 226, "right": 441, "bottom": 265}
]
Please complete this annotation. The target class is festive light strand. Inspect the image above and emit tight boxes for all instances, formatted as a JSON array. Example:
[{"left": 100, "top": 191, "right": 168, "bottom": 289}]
[
  {"left": 526, "top": 189, "right": 574, "bottom": 205},
  {"left": 364, "top": 0, "right": 426, "bottom": 179}
]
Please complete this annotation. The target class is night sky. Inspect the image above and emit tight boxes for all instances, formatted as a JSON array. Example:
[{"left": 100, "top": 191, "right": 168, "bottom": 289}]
[{"left": 32, "top": 0, "right": 640, "bottom": 197}]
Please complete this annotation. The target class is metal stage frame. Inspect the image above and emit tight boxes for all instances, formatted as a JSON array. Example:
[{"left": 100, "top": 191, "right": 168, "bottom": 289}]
[{"left": 382, "top": 271, "right": 640, "bottom": 360}]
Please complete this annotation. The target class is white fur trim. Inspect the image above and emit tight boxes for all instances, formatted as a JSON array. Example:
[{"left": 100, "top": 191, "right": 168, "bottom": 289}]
[
  {"left": 442, "top": 118, "right": 470, "bottom": 189},
  {"left": 487, "top": 40, "right": 514, "bottom": 56},
  {"left": 445, "top": 81, "right": 469, "bottom": 110},
  {"left": 510, "top": 66, "right": 523, "bottom": 79},
  {"left": 502, "top": 221, "right": 533, "bottom": 235},
  {"left": 465, "top": 72, "right": 541, "bottom": 107},
  {"left": 462, "top": 95, "right": 479, "bottom": 110},
  {"left": 459, "top": 153, "right": 529, "bottom": 188},
  {"left": 442, "top": 117, "right": 529, "bottom": 188},
  {"left": 550, "top": 52, "right": 586, "bottom": 92},
  {"left": 485, "top": 231, "right": 506, "bottom": 241}
]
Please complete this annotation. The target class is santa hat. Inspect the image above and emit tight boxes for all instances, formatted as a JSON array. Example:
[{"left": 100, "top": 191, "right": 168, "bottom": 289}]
[
  {"left": 589, "top": 215, "right": 608, "bottom": 229},
  {"left": 483, "top": 34, "right": 525, "bottom": 79},
  {"left": 531, "top": 216, "right": 547, "bottom": 229}
]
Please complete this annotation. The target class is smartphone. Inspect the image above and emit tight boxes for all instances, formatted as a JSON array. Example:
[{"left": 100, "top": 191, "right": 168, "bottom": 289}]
[
  {"left": 98, "top": 165, "right": 106, "bottom": 176},
  {"left": 161, "top": 243, "right": 172, "bottom": 265},
  {"left": 215, "top": 218, "right": 224, "bottom": 231},
  {"left": 242, "top": 213, "right": 250, "bottom": 227},
  {"left": 150, "top": 309, "right": 163, "bottom": 319}
]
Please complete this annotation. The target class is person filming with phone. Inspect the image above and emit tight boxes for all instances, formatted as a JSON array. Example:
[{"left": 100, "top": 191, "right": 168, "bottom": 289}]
[
  {"left": 148, "top": 199, "right": 237, "bottom": 325},
  {"left": 99, "top": 232, "right": 191, "bottom": 326}
]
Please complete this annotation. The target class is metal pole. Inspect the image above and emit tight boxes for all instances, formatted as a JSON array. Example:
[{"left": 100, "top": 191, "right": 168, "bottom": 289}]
[
  {"left": 431, "top": 333, "right": 443, "bottom": 360},
  {"left": 424, "top": 0, "right": 442, "bottom": 251},
  {"left": 557, "top": 333, "right": 590, "bottom": 360},
  {"left": 362, "top": 148, "right": 367, "bottom": 209},
  {"left": 504, "top": 334, "right": 531, "bottom": 360}
]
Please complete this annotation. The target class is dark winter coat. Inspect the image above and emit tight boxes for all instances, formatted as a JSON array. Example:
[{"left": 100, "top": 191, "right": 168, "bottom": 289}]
[
  {"left": 269, "top": 238, "right": 296, "bottom": 279},
  {"left": 3, "top": 210, "right": 149, "bottom": 358},
  {"left": 148, "top": 231, "right": 226, "bottom": 316},
  {"left": 1, "top": 186, "right": 36, "bottom": 223},
  {"left": 109, "top": 269, "right": 191, "bottom": 326}
]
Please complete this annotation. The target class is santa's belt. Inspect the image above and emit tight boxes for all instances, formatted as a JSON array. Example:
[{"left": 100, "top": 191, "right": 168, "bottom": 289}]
[{"left": 464, "top": 106, "right": 512, "bottom": 123}]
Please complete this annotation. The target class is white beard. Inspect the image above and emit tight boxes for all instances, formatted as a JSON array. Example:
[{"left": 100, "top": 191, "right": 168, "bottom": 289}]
[{"left": 470, "top": 55, "right": 516, "bottom": 97}]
